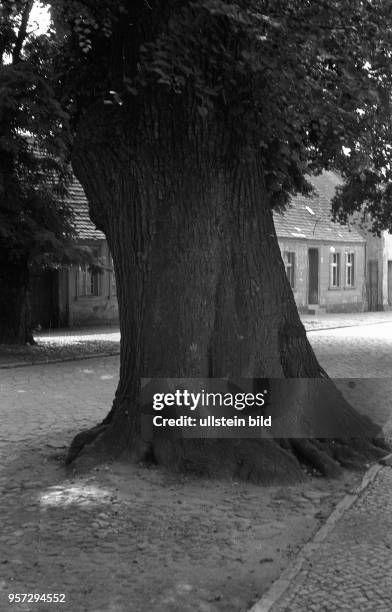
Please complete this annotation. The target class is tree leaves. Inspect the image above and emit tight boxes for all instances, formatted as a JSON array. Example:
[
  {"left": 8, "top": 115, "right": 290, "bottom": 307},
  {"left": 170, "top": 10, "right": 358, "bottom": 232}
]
[
  {"left": 0, "top": 1, "right": 92, "bottom": 269},
  {"left": 41, "top": 1, "right": 392, "bottom": 230}
]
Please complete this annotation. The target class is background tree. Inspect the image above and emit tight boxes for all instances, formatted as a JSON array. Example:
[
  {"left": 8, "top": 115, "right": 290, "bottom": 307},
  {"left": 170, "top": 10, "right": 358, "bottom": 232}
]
[
  {"left": 0, "top": 0, "right": 95, "bottom": 344},
  {"left": 47, "top": 0, "right": 392, "bottom": 480}
]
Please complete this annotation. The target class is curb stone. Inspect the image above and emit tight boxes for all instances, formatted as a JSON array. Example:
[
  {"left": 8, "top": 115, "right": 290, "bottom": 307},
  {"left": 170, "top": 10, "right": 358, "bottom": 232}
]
[
  {"left": 248, "top": 462, "right": 385, "bottom": 612},
  {"left": 304, "top": 320, "right": 392, "bottom": 333},
  {"left": 0, "top": 351, "right": 120, "bottom": 370}
]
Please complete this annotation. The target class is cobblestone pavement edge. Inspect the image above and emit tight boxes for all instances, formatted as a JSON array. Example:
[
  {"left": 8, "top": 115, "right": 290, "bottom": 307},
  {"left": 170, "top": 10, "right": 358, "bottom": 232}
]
[{"left": 248, "top": 462, "right": 390, "bottom": 612}]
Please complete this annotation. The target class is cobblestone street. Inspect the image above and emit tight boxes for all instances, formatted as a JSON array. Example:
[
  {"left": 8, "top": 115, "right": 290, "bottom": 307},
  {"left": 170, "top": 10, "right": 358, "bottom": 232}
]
[
  {"left": 308, "top": 319, "right": 392, "bottom": 378},
  {"left": 308, "top": 321, "right": 392, "bottom": 439},
  {"left": 1, "top": 316, "right": 392, "bottom": 611},
  {"left": 259, "top": 318, "right": 392, "bottom": 612},
  {"left": 0, "top": 357, "right": 120, "bottom": 611},
  {"left": 266, "top": 466, "right": 392, "bottom": 612},
  {"left": 0, "top": 357, "right": 119, "bottom": 449},
  {"left": 1, "top": 353, "right": 350, "bottom": 612}
]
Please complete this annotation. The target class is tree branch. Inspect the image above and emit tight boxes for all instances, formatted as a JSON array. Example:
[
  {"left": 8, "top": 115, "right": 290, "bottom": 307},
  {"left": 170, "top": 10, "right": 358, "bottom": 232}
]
[{"left": 12, "top": 0, "right": 34, "bottom": 64}]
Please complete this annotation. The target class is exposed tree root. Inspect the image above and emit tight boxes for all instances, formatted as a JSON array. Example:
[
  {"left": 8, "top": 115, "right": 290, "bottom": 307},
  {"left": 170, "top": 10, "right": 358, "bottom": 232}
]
[
  {"left": 333, "top": 438, "right": 388, "bottom": 463},
  {"left": 66, "top": 380, "right": 390, "bottom": 481},
  {"left": 151, "top": 438, "right": 304, "bottom": 484},
  {"left": 67, "top": 426, "right": 305, "bottom": 483},
  {"left": 290, "top": 439, "right": 342, "bottom": 478},
  {"left": 330, "top": 442, "right": 371, "bottom": 471},
  {"left": 361, "top": 437, "right": 391, "bottom": 453},
  {"left": 66, "top": 424, "right": 109, "bottom": 465},
  {"left": 66, "top": 418, "right": 390, "bottom": 483}
]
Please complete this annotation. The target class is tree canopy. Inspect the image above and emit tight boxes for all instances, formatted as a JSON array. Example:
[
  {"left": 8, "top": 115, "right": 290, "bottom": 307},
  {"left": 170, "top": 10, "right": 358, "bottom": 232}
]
[
  {"left": 0, "top": 1, "right": 101, "bottom": 343},
  {"left": 50, "top": 0, "right": 392, "bottom": 228},
  {"left": 4, "top": 1, "right": 392, "bottom": 240},
  {"left": 0, "top": 1, "right": 102, "bottom": 273},
  {"left": 3, "top": 1, "right": 392, "bottom": 244}
]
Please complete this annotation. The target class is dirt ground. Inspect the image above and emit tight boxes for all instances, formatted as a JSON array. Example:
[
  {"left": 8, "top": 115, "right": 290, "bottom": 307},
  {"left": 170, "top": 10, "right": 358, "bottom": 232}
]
[{"left": 0, "top": 430, "right": 363, "bottom": 612}]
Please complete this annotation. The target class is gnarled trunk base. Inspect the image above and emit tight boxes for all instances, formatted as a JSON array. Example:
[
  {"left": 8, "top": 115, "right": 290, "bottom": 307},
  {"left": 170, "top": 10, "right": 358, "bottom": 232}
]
[{"left": 66, "top": 391, "right": 389, "bottom": 483}]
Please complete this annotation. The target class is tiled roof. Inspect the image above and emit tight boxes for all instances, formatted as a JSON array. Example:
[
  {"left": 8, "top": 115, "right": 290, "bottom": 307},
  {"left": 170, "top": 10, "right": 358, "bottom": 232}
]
[
  {"left": 64, "top": 168, "right": 363, "bottom": 244},
  {"left": 64, "top": 177, "right": 105, "bottom": 241},
  {"left": 273, "top": 171, "right": 365, "bottom": 244},
  {"left": 27, "top": 136, "right": 104, "bottom": 241}
]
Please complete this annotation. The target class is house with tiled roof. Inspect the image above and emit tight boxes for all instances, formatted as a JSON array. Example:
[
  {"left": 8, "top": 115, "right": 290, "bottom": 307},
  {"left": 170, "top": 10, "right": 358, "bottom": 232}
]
[
  {"left": 31, "top": 175, "right": 118, "bottom": 329},
  {"left": 63, "top": 177, "right": 118, "bottom": 326},
  {"left": 31, "top": 167, "right": 376, "bottom": 328},
  {"left": 273, "top": 171, "right": 367, "bottom": 313}
]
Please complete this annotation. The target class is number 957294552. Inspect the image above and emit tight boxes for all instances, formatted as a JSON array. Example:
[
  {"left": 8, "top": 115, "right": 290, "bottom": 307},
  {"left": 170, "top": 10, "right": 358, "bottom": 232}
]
[{"left": 8, "top": 593, "right": 66, "bottom": 603}]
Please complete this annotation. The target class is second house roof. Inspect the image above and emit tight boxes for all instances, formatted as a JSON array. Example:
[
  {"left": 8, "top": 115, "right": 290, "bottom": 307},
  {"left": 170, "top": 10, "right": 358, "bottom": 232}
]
[{"left": 273, "top": 171, "right": 365, "bottom": 243}]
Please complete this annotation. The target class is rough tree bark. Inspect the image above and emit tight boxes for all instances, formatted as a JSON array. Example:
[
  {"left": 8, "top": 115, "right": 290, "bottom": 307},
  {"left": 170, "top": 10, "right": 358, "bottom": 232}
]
[{"left": 66, "top": 85, "right": 387, "bottom": 482}]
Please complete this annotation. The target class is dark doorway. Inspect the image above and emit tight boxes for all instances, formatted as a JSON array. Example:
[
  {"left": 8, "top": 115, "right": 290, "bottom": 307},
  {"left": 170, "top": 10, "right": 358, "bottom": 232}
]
[
  {"left": 30, "top": 269, "right": 59, "bottom": 329},
  {"left": 308, "top": 248, "right": 319, "bottom": 304}
]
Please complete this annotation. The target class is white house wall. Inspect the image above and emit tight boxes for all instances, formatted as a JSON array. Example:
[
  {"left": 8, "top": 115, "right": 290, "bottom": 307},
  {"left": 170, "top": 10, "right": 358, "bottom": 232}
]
[
  {"left": 278, "top": 239, "right": 366, "bottom": 312},
  {"left": 67, "top": 240, "right": 119, "bottom": 327},
  {"left": 382, "top": 231, "right": 392, "bottom": 308}
]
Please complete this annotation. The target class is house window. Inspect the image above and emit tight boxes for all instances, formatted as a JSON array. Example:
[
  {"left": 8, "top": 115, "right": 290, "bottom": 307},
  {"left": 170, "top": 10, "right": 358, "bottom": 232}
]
[
  {"left": 346, "top": 252, "right": 355, "bottom": 287},
  {"left": 77, "top": 264, "right": 101, "bottom": 297},
  {"left": 77, "top": 247, "right": 101, "bottom": 297},
  {"left": 284, "top": 251, "right": 295, "bottom": 289},
  {"left": 330, "top": 252, "right": 340, "bottom": 287}
]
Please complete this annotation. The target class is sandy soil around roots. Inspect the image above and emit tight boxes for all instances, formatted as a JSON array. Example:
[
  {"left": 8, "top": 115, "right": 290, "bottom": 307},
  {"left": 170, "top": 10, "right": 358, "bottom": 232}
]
[{"left": 0, "top": 431, "right": 362, "bottom": 612}]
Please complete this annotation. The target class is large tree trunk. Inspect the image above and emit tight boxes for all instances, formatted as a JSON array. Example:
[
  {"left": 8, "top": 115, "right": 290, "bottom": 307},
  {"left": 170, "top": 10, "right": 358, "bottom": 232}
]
[
  {"left": 0, "top": 254, "right": 35, "bottom": 345},
  {"left": 66, "top": 90, "right": 386, "bottom": 481}
]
